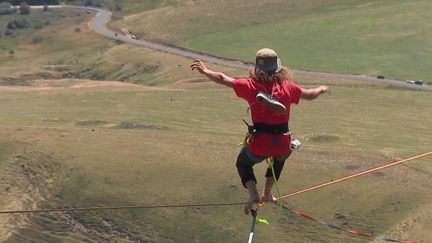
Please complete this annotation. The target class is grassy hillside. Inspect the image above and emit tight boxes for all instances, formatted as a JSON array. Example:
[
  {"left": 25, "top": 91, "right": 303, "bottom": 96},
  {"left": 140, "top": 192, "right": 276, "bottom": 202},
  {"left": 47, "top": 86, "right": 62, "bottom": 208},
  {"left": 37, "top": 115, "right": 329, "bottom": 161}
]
[
  {"left": 116, "top": 0, "right": 432, "bottom": 83},
  {"left": 0, "top": 8, "right": 106, "bottom": 82},
  {"left": 1, "top": 77, "right": 431, "bottom": 242},
  {"left": 0, "top": 8, "right": 185, "bottom": 86},
  {"left": 0, "top": 2, "right": 431, "bottom": 243}
]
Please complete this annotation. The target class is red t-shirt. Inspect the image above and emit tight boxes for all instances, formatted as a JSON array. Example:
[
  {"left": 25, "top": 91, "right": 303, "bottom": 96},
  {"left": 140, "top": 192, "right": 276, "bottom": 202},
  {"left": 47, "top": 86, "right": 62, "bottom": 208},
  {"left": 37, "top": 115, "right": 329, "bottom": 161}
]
[{"left": 233, "top": 77, "right": 302, "bottom": 157}]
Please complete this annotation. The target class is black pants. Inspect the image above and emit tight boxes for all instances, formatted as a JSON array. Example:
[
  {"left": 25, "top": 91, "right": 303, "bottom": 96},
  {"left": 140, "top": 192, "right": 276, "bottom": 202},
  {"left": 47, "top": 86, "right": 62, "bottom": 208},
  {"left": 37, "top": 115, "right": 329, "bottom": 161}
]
[{"left": 236, "top": 148, "right": 287, "bottom": 188}]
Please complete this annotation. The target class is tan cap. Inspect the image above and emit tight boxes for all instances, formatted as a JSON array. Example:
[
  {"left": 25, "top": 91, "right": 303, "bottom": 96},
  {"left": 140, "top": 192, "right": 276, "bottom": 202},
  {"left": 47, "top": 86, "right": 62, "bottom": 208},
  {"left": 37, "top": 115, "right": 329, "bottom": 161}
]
[{"left": 255, "top": 48, "right": 282, "bottom": 73}]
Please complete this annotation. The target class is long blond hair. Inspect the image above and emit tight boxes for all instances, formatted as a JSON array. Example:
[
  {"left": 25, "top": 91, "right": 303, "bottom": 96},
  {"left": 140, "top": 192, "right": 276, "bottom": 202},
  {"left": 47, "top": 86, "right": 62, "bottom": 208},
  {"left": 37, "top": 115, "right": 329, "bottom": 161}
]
[{"left": 249, "top": 66, "right": 293, "bottom": 84}]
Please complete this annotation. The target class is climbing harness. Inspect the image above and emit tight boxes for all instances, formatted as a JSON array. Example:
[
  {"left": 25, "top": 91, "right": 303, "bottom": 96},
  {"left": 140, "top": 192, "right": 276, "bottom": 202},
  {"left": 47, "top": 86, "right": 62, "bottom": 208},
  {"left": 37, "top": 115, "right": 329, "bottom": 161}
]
[
  {"left": 242, "top": 119, "right": 289, "bottom": 135},
  {"left": 241, "top": 118, "right": 291, "bottom": 148}
]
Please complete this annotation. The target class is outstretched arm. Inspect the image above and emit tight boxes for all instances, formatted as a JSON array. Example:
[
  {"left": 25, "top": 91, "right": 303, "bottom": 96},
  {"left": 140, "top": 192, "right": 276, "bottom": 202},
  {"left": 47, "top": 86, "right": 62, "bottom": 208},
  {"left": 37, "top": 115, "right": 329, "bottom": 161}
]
[
  {"left": 301, "top": 85, "right": 329, "bottom": 100},
  {"left": 191, "top": 59, "right": 234, "bottom": 88}
]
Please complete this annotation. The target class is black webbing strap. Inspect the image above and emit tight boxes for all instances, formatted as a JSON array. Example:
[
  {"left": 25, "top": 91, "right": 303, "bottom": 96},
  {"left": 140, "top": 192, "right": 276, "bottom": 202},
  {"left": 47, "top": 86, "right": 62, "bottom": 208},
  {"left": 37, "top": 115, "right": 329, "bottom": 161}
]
[{"left": 242, "top": 119, "right": 289, "bottom": 135}]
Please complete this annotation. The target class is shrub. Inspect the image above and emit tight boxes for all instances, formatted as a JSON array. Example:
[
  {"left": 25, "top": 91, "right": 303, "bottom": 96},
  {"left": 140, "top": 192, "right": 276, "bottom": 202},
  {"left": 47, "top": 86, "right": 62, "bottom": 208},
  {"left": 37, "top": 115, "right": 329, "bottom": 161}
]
[
  {"left": 4, "top": 29, "right": 13, "bottom": 36},
  {"left": 7, "top": 19, "right": 30, "bottom": 29},
  {"left": 0, "top": 2, "right": 17, "bottom": 15},
  {"left": 19, "top": 2, "right": 30, "bottom": 15},
  {"left": 84, "top": 0, "right": 93, "bottom": 7}
]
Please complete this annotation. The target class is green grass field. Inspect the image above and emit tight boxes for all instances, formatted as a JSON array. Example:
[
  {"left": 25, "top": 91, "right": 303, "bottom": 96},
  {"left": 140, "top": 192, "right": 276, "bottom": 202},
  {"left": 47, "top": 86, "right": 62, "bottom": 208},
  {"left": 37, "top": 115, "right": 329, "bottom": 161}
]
[
  {"left": 0, "top": 1, "right": 431, "bottom": 243},
  {"left": 120, "top": 0, "right": 432, "bottom": 83}
]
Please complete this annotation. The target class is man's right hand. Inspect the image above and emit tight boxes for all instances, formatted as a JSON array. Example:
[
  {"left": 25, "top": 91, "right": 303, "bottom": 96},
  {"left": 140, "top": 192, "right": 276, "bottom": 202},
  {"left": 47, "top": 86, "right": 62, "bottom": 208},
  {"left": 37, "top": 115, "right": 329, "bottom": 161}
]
[{"left": 190, "top": 59, "right": 207, "bottom": 74}]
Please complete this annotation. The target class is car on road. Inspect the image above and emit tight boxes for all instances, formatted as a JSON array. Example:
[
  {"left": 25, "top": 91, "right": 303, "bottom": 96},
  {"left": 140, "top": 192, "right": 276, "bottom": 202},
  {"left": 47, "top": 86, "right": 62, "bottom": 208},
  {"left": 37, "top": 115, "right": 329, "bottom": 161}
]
[
  {"left": 131, "top": 35, "right": 136, "bottom": 39},
  {"left": 406, "top": 80, "right": 423, "bottom": 85},
  {"left": 406, "top": 80, "right": 415, "bottom": 84}
]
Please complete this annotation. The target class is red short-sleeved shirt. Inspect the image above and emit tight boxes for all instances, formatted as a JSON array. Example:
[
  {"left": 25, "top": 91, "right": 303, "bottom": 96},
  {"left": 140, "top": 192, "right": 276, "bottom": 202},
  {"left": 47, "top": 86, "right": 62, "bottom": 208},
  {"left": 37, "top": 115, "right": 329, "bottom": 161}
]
[{"left": 233, "top": 77, "right": 302, "bottom": 157}]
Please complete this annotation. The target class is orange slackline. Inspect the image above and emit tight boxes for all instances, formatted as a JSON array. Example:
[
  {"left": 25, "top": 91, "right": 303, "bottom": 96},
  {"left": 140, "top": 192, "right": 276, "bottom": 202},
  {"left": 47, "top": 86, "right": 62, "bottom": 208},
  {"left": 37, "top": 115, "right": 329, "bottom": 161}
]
[{"left": 276, "top": 150, "right": 432, "bottom": 201}]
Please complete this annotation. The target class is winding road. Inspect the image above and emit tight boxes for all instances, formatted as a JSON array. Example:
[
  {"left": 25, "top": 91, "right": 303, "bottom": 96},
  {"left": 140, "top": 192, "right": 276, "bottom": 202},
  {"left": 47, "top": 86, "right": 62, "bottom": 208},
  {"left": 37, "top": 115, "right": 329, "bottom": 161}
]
[{"left": 59, "top": 5, "right": 431, "bottom": 91}]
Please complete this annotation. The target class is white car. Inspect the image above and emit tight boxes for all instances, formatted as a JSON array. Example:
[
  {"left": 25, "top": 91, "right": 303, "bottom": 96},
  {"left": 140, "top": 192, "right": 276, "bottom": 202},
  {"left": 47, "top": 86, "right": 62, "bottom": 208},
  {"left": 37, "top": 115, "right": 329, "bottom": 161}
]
[
  {"left": 406, "top": 79, "right": 423, "bottom": 85},
  {"left": 406, "top": 80, "right": 415, "bottom": 84},
  {"left": 131, "top": 35, "right": 136, "bottom": 39}
]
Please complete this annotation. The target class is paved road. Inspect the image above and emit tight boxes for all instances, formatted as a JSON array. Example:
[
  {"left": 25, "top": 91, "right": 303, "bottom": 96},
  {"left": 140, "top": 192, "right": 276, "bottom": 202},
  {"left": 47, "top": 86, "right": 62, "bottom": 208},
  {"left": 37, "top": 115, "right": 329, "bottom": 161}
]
[{"left": 59, "top": 5, "right": 431, "bottom": 91}]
